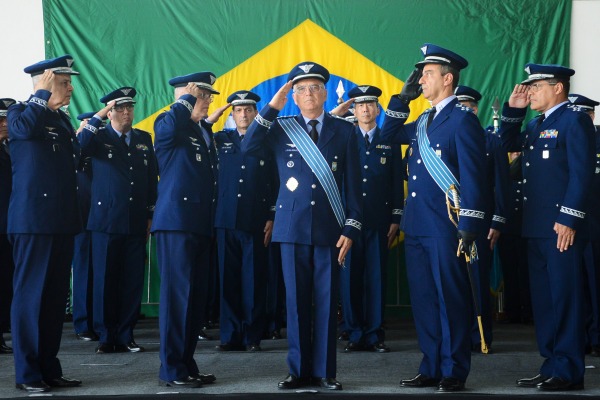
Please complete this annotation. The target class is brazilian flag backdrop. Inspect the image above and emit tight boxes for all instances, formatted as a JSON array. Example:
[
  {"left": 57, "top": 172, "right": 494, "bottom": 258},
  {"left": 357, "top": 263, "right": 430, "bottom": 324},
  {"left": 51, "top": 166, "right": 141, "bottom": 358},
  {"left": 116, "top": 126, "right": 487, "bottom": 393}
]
[{"left": 45, "top": 0, "right": 570, "bottom": 317}]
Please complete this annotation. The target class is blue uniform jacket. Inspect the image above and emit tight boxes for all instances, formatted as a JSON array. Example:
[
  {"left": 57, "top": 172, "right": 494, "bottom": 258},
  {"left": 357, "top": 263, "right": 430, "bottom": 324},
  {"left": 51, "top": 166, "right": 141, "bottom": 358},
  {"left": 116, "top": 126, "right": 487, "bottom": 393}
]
[
  {"left": 499, "top": 103, "right": 595, "bottom": 238},
  {"left": 355, "top": 126, "right": 403, "bottom": 230},
  {"left": 586, "top": 127, "right": 600, "bottom": 240},
  {"left": 214, "top": 128, "right": 276, "bottom": 233},
  {"left": 242, "top": 105, "right": 363, "bottom": 245},
  {"left": 381, "top": 96, "right": 487, "bottom": 237},
  {"left": 78, "top": 118, "right": 158, "bottom": 235},
  {"left": 151, "top": 94, "right": 218, "bottom": 237},
  {"left": 7, "top": 90, "right": 81, "bottom": 234},
  {"left": 0, "top": 142, "right": 10, "bottom": 233},
  {"left": 484, "top": 131, "right": 510, "bottom": 232}
]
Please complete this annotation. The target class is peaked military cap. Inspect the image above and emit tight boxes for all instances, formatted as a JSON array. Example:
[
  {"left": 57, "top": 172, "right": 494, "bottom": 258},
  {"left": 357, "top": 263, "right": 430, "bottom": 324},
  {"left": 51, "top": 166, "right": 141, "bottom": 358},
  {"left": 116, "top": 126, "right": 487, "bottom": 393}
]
[
  {"left": 168, "top": 72, "right": 220, "bottom": 94},
  {"left": 521, "top": 63, "right": 575, "bottom": 85},
  {"left": 24, "top": 54, "right": 80, "bottom": 76},
  {"left": 455, "top": 86, "right": 482, "bottom": 103},
  {"left": 288, "top": 61, "right": 330, "bottom": 84},
  {"left": 568, "top": 93, "right": 599, "bottom": 111},
  {"left": 415, "top": 44, "right": 468, "bottom": 70},
  {"left": 0, "top": 98, "right": 16, "bottom": 117},
  {"left": 227, "top": 90, "right": 261, "bottom": 106},
  {"left": 100, "top": 87, "right": 137, "bottom": 105},
  {"left": 348, "top": 85, "right": 382, "bottom": 103}
]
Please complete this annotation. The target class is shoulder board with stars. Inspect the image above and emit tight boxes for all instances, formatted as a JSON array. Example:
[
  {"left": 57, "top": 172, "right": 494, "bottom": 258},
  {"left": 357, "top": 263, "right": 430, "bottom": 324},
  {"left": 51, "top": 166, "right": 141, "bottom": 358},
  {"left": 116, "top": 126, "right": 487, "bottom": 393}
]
[
  {"left": 329, "top": 114, "right": 354, "bottom": 124},
  {"left": 455, "top": 103, "right": 474, "bottom": 114},
  {"left": 567, "top": 105, "right": 586, "bottom": 113}
]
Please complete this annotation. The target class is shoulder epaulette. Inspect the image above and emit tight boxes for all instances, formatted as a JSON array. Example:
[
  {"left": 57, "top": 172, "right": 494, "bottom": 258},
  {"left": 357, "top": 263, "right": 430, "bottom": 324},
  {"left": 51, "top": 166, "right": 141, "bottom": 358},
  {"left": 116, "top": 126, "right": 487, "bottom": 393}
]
[
  {"left": 455, "top": 103, "right": 474, "bottom": 114},
  {"left": 329, "top": 113, "right": 354, "bottom": 124}
]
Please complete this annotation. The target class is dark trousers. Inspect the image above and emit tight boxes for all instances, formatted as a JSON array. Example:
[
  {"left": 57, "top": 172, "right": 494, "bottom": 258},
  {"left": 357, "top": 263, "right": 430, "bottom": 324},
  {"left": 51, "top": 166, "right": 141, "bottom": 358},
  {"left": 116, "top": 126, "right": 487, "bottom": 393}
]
[
  {"left": 92, "top": 232, "right": 145, "bottom": 345},
  {"left": 156, "top": 231, "right": 210, "bottom": 381},
  {"left": 497, "top": 233, "right": 531, "bottom": 321},
  {"left": 10, "top": 234, "right": 74, "bottom": 384},
  {"left": 471, "top": 237, "right": 493, "bottom": 347},
  {"left": 280, "top": 243, "right": 339, "bottom": 379},
  {"left": 72, "top": 230, "right": 94, "bottom": 334},
  {"left": 583, "top": 240, "right": 600, "bottom": 348},
  {"left": 265, "top": 242, "right": 286, "bottom": 333},
  {"left": 0, "top": 234, "right": 14, "bottom": 333}
]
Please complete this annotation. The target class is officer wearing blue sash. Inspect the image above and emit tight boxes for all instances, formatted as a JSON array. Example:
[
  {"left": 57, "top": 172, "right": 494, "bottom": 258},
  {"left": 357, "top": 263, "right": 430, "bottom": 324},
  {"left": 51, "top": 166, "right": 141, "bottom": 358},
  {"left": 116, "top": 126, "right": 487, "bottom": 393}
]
[
  {"left": 8, "top": 55, "right": 83, "bottom": 392},
  {"left": 214, "top": 90, "right": 277, "bottom": 351},
  {"left": 568, "top": 94, "right": 600, "bottom": 356},
  {"left": 337, "top": 85, "right": 402, "bottom": 353},
  {"left": 71, "top": 112, "right": 101, "bottom": 342},
  {"left": 455, "top": 86, "right": 510, "bottom": 352},
  {"left": 0, "top": 98, "right": 16, "bottom": 355},
  {"left": 152, "top": 72, "right": 221, "bottom": 388},
  {"left": 500, "top": 64, "right": 595, "bottom": 391},
  {"left": 242, "top": 62, "right": 362, "bottom": 391},
  {"left": 78, "top": 87, "right": 158, "bottom": 355},
  {"left": 382, "top": 44, "right": 487, "bottom": 392}
]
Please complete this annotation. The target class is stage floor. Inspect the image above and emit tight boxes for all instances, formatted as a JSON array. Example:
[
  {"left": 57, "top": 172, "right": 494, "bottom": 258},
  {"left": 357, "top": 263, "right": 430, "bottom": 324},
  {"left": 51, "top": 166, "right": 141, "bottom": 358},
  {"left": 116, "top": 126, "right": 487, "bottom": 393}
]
[{"left": 1, "top": 319, "right": 599, "bottom": 399}]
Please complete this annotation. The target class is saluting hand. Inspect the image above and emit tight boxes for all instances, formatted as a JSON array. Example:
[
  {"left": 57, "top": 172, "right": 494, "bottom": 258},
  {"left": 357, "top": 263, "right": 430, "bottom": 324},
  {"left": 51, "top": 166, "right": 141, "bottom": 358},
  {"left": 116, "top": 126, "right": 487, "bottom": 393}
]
[
  {"left": 206, "top": 103, "right": 232, "bottom": 124},
  {"left": 330, "top": 98, "right": 355, "bottom": 117},
  {"left": 97, "top": 100, "right": 116, "bottom": 120},
  {"left": 508, "top": 84, "right": 530, "bottom": 109},
  {"left": 34, "top": 70, "right": 54, "bottom": 93},
  {"left": 336, "top": 235, "right": 353, "bottom": 266},
  {"left": 269, "top": 81, "right": 293, "bottom": 111},
  {"left": 184, "top": 82, "right": 201, "bottom": 98},
  {"left": 554, "top": 222, "right": 575, "bottom": 252}
]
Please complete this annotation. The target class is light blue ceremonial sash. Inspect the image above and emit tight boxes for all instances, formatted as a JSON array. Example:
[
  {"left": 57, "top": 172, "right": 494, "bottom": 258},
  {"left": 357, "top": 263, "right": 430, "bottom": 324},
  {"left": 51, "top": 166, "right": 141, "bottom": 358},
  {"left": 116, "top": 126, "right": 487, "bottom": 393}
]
[
  {"left": 417, "top": 108, "right": 460, "bottom": 207},
  {"left": 278, "top": 117, "right": 345, "bottom": 227}
]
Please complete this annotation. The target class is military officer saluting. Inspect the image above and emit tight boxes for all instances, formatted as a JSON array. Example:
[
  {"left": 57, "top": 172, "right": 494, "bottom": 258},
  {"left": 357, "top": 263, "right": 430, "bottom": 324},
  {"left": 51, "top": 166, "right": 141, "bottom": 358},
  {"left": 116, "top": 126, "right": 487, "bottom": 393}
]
[
  {"left": 8, "top": 55, "right": 83, "bottom": 393},
  {"left": 78, "top": 87, "right": 158, "bottom": 355},
  {"left": 455, "top": 85, "right": 510, "bottom": 352},
  {"left": 337, "top": 85, "right": 402, "bottom": 354},
  {"left": 152, "top": 72, "right": 220, "bottom": 388},
  {"left": 382, "top": 44, "right": 487, "bottom": 392},
  {"left": 500, "top": 64, "right": 595, "bottom": 391},
  {"left": 243, "top": 62, "right": 362, "bottom": 391},
  {"left": 214, "top": 90, "right": 277, "bottom": 352}
]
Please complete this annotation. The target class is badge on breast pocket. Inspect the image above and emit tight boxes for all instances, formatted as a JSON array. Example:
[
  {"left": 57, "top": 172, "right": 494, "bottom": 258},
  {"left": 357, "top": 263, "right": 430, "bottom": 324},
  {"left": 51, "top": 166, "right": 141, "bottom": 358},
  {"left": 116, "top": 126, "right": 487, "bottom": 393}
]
[
  {"left": 196, "top": 154, "right": 202, "bottom": 162},
  {"left": 332, "top": 162, "right": 337, "bottom": 171},
  {"left": 108, "top": 153, "right": 113, "bottom": 159},
  {"left": 435, "top": 150, "right": 442, "bottom": 157},
  {"left": 144, "top": 159, "right": 148, "bottom": 166},
  {"left": 287, "top": 161, "right": 294, "bottom": 168},
  {"left": 380, "top": 157, "right": 386, "bottom": 165},
  {"left": 542, "top": 150, "right": 549, "bottom": 159}
]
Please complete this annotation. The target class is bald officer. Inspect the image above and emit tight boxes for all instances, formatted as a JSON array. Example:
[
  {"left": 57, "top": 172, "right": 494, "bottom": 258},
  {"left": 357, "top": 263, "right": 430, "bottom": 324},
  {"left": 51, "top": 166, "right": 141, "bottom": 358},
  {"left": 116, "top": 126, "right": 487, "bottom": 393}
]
[
  {"left": 0, "top": 98, "right": 16, "bottom": 354},
  {"left": 153, "top": 72, "right": 220, "bottom": 388},
  {"left": 382, "top": 44, "right": 487, "bottom": 392},
  {"left": 500, "top": 64, "right": 594, "bottom": 391},
  {"left": 243, "top": 62, "right": 362, "bottom": 391},
  {"left": 214, "top": 90, "right": 276, "bottom": 352},
  {"left": 78, "top": 87, "right": 158, "bottom": 355},
  {"left": 8, "top": 55, "right": 82, "bottom": 393},
  {"left": 338, "top": 85, "right": 402, "bottom": 354}
]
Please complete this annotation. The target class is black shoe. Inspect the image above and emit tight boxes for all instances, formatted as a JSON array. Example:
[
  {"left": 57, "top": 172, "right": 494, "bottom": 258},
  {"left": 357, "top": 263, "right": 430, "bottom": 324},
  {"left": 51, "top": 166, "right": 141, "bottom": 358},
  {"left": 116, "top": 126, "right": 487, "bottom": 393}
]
[
  {"left": 400, "top": 373, "right": 438, "bottom": 387},
  {"left": 337, "top": 331, "right": 349, "bottom": 341},
  {"left": 516, "top": 373, "right": 549, "bottom": 388},
  {"left": 95, "top": 343, "right": 115, "bottom": 354},
  {"left": 247, "top": 344, "right": 262, "bottom": 351},
  {"left": 0, "top": 342, "right": 12, "bottom": 354},
  {"left": 271, "top": 330, "right": 282, "bottom": 340},
  {"left": 344, "top": 341, "right": 364, "bottom": 352},
  {"left": 537, "top": 377, "right": 584, "bottom": 391},
  {"left": 278, "top": 374, "right": 310, "bottom": 389},
  {"left": 314, "top": 377, "right": 342, "bottom": 390},
  {"left": 216, "top": 343, "right": 245, "bottom": 351},
  {"left": 191, "top": 373, "right": 216, "bottom": 384},
  {"left": 160, "top": 377, "right": 202, "bottom": 388},
  {"left": 76, "top": 331, "right": 99, "bottom": 341},
  {"left": 115, "top": 341, "right": 144, "bottom": 353},
  {"left": 437, "top": 377, "right": 465, "bottom": 392},
  {"left": 46, "top": 376, "right": 82, "bottom": 387},
  {"left": 198, "top": 329, "right": 213, "bottom": 341},
  {"left": 366, "top": 342, "right": 390, "bottom": 353},
  {"left": 16, "top": 381, "right": 50, "bottom": 393}
]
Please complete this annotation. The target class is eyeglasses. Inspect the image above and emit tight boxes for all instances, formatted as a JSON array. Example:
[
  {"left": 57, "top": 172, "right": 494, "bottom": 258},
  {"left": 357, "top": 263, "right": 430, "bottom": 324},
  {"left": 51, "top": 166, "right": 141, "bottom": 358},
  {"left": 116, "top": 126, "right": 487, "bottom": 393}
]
[
  {"left": 112, "top": 104, "right": 134, "bottom": 112},
  {"left": 528, "top": 82, "right": 557, "bottom": 93},
  {"left": 293, "top": 84, "right": 325, "bottom": 95},
  {"left": 197, "top": 93, "right": 214, "bottom": 102}
]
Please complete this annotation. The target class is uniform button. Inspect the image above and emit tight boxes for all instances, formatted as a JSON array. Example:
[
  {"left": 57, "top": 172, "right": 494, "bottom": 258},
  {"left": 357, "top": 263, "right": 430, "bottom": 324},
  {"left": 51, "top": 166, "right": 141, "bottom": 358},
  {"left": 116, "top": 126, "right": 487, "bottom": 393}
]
[
  {"left": 279, "top": 205, "right": 282, "bottom": 208},
  {"left": 364, "top": 165, "right": 368, "bottom": 169},
  {"left": 525, "top": 162, "right": 530, "bottom": 167},
  {"left": 311, "top": 201, "right": 315, "bottom": 205},
  {"left": 363, "top": 178, "right": 367, "bottom": 182},
  {"left": 311, "top": 184, "right": 316, "bottom": 189},
  {"left": 529, "top": 146, "right": 534, "bottom": 150},
  {"left": 241, "top": 165, "right": 246, "bottom": 169},
  {"left": 72, "top": 154, "right": 76, "bottom": 158},
  {"left": 130, "top": 182, "right": 134, "bottom": 185},
  {"left": 514, "top": 207, "right": 518, "bottom": 211},
  {"left": 366, "top": 151, "right": 370, "bottom": 155},
  {"left": 213, "top": 199, "right": 216, "bottom": 202},
  {"left": 544, "top": 144, "right": 548, "bottom": 148},
  {"left": 518, "top": 181, "right": 522, "bottom": 185},
  {"left": 237, "top": 194, "right": 242, "bottom": 198},
  {"left": 128, "top": 153, "right": 131, "bottom": 156},
  {"left": 411, "top": 192, "right": 416, "bottom": 197},
  {"left": 412, "top": 175, "right": 416, "bottom": 180},
  {"left": 43, "top": 193, "right": 47, "bottom": 197},
  {"left": 516, "top": 198, "right": 520, "bottom": 202},
  {"left": 417, "top": 159, "right": 422, "bottom": 164},
  {"left": 239, "top": 179, "right": 243, "bottom": 183},
  {"left": 523, "top": 197, "right": 527, "bottom": 201},
  {"left": 523, "top": 179, "right": 527, "bottom": 183},
  {"left": 184, "top": 197, "right": 188, "bottom": 201},
  {"left": 98, "top": 201, "right": 101, "bottom": 205},
  {"left": 362, "top": 193, "right": 366, "bottom": 197},
  {"left": 129, "top": 197, "right": 133, "bottom": 201},
  {"left": 289, "top": 154, "right": 293, "bottom": 157},
  {"left": 516, "top": 190, "right": 520, "bottom": 193},
  {"left": 130, "top": 167, "right": 133, "bottom": 170},
  {"left": 556, "top": 204, "right": 559, "bottom": 207}
]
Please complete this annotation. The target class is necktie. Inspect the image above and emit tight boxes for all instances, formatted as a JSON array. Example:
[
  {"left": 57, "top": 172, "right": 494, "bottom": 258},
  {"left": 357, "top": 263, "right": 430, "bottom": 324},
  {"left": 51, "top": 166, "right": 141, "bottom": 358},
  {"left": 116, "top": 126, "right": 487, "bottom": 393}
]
[
  {"left": 120, "top": 133, "right": 128, "bottom": 147},
  {"left": 240, "top": 134, "right": 244, "bottom": 141},
  {"left": 308, "top": 120, "right": 319, "bottom": 144},
  {"left": 536, "top": 114, "right": 545, "bottom": 127},
  {"left": 364, "top": 133, "right": 370, "bottom": 148},
  {"left": 1, "top": 141, "right": 9, "bottom": 156},
  {"left": 427, "top": 109, "right": 436, "bottom": 128}
]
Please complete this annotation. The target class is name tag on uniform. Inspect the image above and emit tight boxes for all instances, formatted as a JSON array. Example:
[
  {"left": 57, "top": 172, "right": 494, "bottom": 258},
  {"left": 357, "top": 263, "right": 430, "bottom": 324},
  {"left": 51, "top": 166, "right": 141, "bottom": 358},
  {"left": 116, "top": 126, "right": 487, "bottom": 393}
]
[
  {"left": 196, "top": 154, "right": 201, "bottom": 162},
  {"left": 542, "top": 150, "right": 549, "bottom": 159}
]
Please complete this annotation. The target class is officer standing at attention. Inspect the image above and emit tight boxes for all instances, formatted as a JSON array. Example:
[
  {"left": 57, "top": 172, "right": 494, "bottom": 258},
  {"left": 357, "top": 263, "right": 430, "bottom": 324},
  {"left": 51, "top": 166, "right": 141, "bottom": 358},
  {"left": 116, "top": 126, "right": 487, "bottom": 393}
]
[
  {"left": 153, "top": 72, "right": 222, "bottom": 388},
  {"left": 0, "top": 98, "right": 16, "bottom": 354},
  {"left": 78, "top": 87, "right": 158, "bottom": 354},
  {"left": 71, "top": 112, "right": 101, "bottom": 342},
  {"left": 567, "top": 94, "right": 600, "bottom": 356},
  {"left": 337, "top": 85, "right": 402, "bottom": 354},
  {"left": 382, "top": 44, "right": 487, "bottom": 392},
  {"left": 500, "top": 64, "right": 594, "bottom": 391},
  {"left": 214, "top": 90, "right": 276, "bottom": 352},
  {"left": 7, "top": 55, "right": 83, "bottom": 393},
  {"left": 455, "top": 85, "right": 510, "bottom": 352},
  {"left": 242, "top": 62, "right": 362, "bottom": 391}
]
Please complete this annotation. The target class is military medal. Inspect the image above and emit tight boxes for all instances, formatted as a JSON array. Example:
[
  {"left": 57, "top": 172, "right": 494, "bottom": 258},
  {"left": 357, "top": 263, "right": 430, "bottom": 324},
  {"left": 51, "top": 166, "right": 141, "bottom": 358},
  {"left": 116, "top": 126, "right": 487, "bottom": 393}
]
[
  {"left": 380, "top": 157, "right": 386, "bottom": 164},
  {"left": 409, "top": 147, "right": 413, "bottom": 156},
  {"left": 332, "top": 162, "right": 337, "bottom": 171},
  {"left": 286, "top": 177, "right": 299, "bottom": 192},
  {"left": 542, "top": 150, "right": 549, "bottom": 159},
  {"left": 196, "top": 154, "right": 201, "bottom": 162}
]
